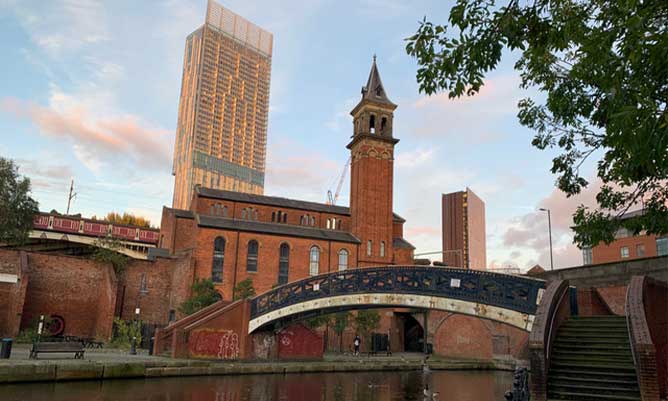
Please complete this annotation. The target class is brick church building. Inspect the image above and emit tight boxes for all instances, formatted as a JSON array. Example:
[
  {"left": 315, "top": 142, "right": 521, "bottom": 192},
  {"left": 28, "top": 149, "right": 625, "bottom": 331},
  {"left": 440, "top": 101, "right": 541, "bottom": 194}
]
[{"left": 158, "top": 58, "right": 415, "bottom": 299}]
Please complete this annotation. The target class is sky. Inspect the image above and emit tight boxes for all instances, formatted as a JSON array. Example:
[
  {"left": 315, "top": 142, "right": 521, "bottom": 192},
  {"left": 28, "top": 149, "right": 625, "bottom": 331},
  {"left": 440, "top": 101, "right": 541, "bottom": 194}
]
[{"left": 0, "top": 0, "right": 603, "bottom": 271}]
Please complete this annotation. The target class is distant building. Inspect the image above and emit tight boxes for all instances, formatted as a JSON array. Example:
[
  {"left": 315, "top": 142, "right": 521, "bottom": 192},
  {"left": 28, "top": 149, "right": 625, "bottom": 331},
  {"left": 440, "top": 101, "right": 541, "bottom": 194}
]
[
  {"left": 172, "top": 0, "right": 273, "bottom": 209},
  {"left": 441, "top": 188, "right": 486, "bottom": 270},
  {"left": 583, "top": 209, "right": 668, "bottom": 264}
]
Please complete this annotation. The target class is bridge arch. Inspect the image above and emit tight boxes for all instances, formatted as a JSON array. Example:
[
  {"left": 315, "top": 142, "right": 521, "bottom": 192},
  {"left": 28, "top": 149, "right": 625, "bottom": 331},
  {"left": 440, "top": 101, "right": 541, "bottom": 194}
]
[{"left": 249, "top": 266, "right": 545, "bottom": 333}]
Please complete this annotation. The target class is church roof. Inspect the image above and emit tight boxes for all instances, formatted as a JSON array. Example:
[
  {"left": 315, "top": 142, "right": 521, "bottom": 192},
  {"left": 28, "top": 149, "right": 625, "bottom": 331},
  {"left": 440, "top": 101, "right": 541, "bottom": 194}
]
[
  {"left": 197, "top": 215, "right": 361, "bottom": 244},
  {"left": 196, "top": 186, "right": 406, "bottom": 222},
  {"left": 361, "top": 56, "right": 395, "bottom": 106}
]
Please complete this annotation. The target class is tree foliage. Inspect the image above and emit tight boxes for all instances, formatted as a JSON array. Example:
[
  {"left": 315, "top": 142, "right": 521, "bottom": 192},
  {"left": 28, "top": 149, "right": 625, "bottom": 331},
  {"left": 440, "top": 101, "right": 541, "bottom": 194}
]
[
  {"left": 91, "top": 212, "right": 153, "bottom": 228},
  {"left": 354, "top": 310, "right": 380, "bottom": 346},
  {"left": 233, "top": 278, "right": 256, "bottom": 300},
  {"left": 91, "top": 236, "right": 129, "bottom": 274},
  {"left": 179, "top": 278, "right": 222, "bottom": 315},
  {"left": 0, "top": 157, "right": 39, "bottom": 244},
  {"left": 406, "top": 0, "right": 668, "bottom": 247}
]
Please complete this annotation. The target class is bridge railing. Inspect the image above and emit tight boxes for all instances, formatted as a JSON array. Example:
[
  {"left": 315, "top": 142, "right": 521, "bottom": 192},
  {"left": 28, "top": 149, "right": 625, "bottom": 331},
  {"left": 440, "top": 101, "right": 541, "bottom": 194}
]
[{"left": 250, "top": 266, "right": 545, "bottom": 320}]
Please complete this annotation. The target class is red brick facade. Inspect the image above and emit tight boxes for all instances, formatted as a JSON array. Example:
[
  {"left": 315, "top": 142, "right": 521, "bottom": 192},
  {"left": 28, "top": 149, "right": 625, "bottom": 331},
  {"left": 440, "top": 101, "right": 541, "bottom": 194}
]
[{"left": 591, "top": 233, "right": 665, "bottom": 264}]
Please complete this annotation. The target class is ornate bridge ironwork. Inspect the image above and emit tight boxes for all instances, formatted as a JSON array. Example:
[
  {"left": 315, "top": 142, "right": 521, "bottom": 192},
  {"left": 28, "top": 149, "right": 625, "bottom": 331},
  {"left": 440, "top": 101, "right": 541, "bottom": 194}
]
[{"left": 249, "top": 266, "right": 545, "bottom": 332}]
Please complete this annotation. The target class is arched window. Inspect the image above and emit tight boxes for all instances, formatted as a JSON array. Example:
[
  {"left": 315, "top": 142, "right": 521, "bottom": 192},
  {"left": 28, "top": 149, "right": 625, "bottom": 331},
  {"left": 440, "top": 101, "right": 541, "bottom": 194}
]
[
  {"left": 311, "top": 216, "right": 316, "bottom": 226},
  {"left": 309, "top": 246, "right": 320, "bottom": 276},
  {"left": 380, "top": 241, "right": 385, "bottom": 257},
  {"left": 367, "top": 240, "right": 372, "bottom": 256},
  {"left": 241, "top": 208, "right": 248, "bottom": 219},
  {"left": 369, "top": 114, "right": 376, "bottom": 134},
  {"left": 278, "top": 243, "right": 289, "bottom": 285},
  {"left": 246, "top": 240, "right": 258, "bottom": 272},
  {"left": 283, "top": 213, "right": 287, "bottom": 223},
  {"left": 210, "top": 205, "right": 215, "bottom": 215},
  {"left": 272, "top": 211, "right": 276, "bottom": 222},
  {"left": 300, "top": 215, "right": 305, "bottom": 225},
  {"left": 338, "top": 249, "right": 348, "bottom": 271},
  {"left": 326, "top": 219, "right": 331, "bottom": 229},
  {"left": 253, "top": 209, "right": 258, "bottom": 221},
  {"left": 381, "top": 117, "right": 387, "bottom": 133},
  {"left": 337, "top": 219, "right": 342, "bottom": 230},
  {"left": 222, "top": 205, "right": 228, "bottom": 217},
  {"left": 212, "top": 237, "right": 225, "bottom": 282}
]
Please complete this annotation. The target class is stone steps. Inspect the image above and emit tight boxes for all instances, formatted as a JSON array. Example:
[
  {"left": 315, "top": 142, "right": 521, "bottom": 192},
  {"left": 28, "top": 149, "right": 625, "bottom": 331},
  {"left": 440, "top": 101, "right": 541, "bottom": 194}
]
[{"left": 546, "top": 316, "right": 640, "bottom": 401}]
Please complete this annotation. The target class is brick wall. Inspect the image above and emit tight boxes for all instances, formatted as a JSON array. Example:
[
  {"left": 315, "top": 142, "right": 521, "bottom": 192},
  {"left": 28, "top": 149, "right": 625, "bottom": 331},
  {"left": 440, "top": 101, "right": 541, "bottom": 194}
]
[
  {"left": 0, "top": 250, "right": 28, "bottom": 337},
  {"left": 193, "top": 227, "right": 359, "bottom": 300},
  {"left": 277, "top": 323, "right": 324, "bottom": 359},
  {"left": 180, "top": 300, "right": 251, "bottom": 359},
  {"left": 21, "top": 252, "right": 117, "bottom": 340},
  {"left": 196, "top": 197, "right": 354, "bottom": 232},
  {"left": 117, "top": 253, "right": 196, "bottom": 325},
  {"left": 592, "top": 234, "right": 659, "bottom": 264},
  {"left": 350, "top": 140, "right": 395, "bottom": 266}
]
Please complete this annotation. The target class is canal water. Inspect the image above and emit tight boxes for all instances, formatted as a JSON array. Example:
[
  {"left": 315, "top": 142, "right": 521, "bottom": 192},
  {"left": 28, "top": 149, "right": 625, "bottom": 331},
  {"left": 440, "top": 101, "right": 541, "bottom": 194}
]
[{"left": 2, "top": 370, "right": 512, "bottom": 401}]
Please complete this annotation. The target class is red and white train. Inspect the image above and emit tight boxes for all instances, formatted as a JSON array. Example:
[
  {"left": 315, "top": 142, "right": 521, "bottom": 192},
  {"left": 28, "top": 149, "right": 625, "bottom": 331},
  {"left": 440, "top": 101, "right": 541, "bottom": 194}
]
[{"left": 33, "top": 213, "right": 160, "bottom": 245}]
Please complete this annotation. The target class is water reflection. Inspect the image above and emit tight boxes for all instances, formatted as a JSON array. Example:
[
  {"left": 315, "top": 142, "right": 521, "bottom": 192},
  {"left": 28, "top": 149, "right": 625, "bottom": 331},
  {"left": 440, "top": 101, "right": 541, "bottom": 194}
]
[{"left": 3, "top": 370, "right": 512, "bottom": 401}]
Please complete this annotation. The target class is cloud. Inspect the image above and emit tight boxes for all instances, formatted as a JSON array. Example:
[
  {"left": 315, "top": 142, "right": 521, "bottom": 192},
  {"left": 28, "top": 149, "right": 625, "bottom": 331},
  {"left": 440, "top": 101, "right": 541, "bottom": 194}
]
[
  {"left": 264, "top": 138, "right": 341, "bottom": 202},
  {"left": 409, "top": 75, "right": 528, "bottom": 143},
  {"left": 1, "top": 97, "right": 172, "bottom": 172},
  {"left": 395, "top": 148, "right": 435, "bottom": 168},
  {"left": 6, "top": 0, "right": 110, "bottom": 57},
  {"left": 498, "top": 178, "right": 604, "bottom": 269}
]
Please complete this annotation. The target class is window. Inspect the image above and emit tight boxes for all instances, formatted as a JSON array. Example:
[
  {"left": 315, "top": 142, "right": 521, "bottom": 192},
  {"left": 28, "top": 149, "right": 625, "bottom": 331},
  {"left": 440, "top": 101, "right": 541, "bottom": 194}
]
[
  {"left": 582, "top": 247, "right": 592, "bottom": 265},
  {"left": 636, "top": 244, "right": 645, "bottom": 257},
  {"left": 272, "top": 212, "right": 276, "bottom": 222},
  {"left": 381, "top": 117, "right": 387, "bottom": 133},
  {"left": 283, "top": 213, "right": 287, "bottom": 223},
  {"left": 367, "top": 240, "right": 372, "bottom": 256},
  {"left": 338, "top": 249, "right": 348, "bottom": 271},
  {"left": 620, "top": 246, "right": 630, "bottom": 258},
  {"left": 309, "top": 246, "right": 320, "bottom": 276},
  {"left": 380, "top": 241, "right": 385, "bottom": 257},
  {"left": 337, "top": 219, "right": 341, "bottom": 230},
  {"left": 369, "top": 114, "right": 375, "bottom": 134},
  {"left": 657, "top": 237, "right": 668, "bottom": 256},
  {"left": 326, "top": 219, "right": 331, "bottom": 229},
  {"left": 311, "top": 216, "right": 316, "bottom": 226},
  {"left": 247, "top": 240, "right": 258, "bottom": 272},
  {"left": 212, "top": 237, "right": 225, "bottom": 282},
  {"left": 278, "top": 243, "right": 289, "bottom": 285},
  {"left": 241, "top": 208, "right": 248, "bottom": 219}
]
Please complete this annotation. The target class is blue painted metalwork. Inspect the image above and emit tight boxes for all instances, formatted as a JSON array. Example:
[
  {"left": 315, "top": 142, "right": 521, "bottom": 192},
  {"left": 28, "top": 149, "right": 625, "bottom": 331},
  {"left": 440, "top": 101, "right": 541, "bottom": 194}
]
[{"left": 250, "top": 266, "right": 545, "bottom": 319}]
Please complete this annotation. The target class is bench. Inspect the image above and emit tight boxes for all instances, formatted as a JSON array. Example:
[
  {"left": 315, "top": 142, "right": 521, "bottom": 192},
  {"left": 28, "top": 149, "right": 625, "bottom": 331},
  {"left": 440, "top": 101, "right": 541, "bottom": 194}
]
[{"left": 29, "top": 341, "right": 85, "bottom": 359}]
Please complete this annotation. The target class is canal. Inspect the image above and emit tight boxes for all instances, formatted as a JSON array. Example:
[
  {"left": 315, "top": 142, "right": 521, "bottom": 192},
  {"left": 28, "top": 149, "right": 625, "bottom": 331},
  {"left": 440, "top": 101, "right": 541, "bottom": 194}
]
[{"left": 2, "top": 370, "right": 512, "bottom": 401}]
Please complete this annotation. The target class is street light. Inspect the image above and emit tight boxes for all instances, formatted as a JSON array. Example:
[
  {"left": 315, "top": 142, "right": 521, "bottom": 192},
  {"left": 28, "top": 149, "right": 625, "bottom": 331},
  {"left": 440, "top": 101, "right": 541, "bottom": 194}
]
[{"left": 539, "top": 208, "right": 554, "bottom": 270}]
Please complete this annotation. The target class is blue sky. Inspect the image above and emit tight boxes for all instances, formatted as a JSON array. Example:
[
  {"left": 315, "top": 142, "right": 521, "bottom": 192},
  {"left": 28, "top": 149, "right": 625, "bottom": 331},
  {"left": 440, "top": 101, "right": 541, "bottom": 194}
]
[{"left": 0, "top": 0, "right": 601, "bottom": 270}]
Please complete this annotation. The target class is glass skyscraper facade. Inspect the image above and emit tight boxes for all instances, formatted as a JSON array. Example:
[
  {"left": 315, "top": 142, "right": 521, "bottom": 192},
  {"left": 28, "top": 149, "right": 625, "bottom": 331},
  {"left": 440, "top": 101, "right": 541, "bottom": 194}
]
[{"left": 172, "top": 0, "right": 272, "bottom": 209}]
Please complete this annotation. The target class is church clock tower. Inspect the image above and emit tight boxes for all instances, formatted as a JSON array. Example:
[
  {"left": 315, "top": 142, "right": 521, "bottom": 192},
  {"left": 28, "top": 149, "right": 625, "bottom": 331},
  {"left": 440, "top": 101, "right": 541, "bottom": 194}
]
[{"left": 348, "top": 57, "right": 398, "bottom": 266}]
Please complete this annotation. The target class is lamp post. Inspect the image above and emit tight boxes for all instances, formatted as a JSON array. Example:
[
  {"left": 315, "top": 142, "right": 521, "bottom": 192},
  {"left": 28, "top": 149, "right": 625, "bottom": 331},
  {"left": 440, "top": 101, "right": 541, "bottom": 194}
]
[
  {"left": 130, "top": 307, "right": 140, "bottom": 355},
  {"left": 539, "top": 208, "right": 554, "bottom": 271}
]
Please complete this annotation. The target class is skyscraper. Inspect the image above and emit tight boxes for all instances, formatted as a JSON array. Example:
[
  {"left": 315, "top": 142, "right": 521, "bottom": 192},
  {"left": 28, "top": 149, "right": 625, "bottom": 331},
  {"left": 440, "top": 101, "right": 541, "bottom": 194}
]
[
  {"left": 172, "top": 0, "right": 273, "bottom": 209},
  {"left": 442, "top": 188, "right": 486, "bottom": 270}
]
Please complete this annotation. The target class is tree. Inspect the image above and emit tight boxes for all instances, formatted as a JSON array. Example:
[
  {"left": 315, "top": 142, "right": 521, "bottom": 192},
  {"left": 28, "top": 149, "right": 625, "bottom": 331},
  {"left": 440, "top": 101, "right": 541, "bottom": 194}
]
[
  {"left": 233, "top": 278, "right": 256, "bottom": 301},
  {"left": 0, "top": 157, "right": 39, "bottom": 244},
  {"left": 332, "top": 312, "right": 351, "bottom": 353},
  {"left": 91, "top": 212, "right": 153, "bottom": 228},
  {"left": 91, "top": 236, "right": 129, "bottom": 274},
  {"left": 354, "top": 310, "right": 380, "bottom": 349},
  {"left": 305, "top": 314, "right": 331, "bottom": 330},
  {"left": 406, "top": 0, "right": 668, "bottom": 247},
  {"left": 179, "top": 278, "right": 222, "bottom": 315}
]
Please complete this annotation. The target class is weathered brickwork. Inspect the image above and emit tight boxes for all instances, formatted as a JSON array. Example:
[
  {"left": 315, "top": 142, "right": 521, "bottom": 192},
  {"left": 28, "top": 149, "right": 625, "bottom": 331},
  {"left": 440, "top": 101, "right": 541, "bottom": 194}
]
[
  {"left": 0, "top": 250, "right": 28, "bottom": 337},
  {"left": 592, "top": 233, "right": 661, "bottom": 264},
  {"left": 19, "top": 252, "right": 117, "bottom": 340}
]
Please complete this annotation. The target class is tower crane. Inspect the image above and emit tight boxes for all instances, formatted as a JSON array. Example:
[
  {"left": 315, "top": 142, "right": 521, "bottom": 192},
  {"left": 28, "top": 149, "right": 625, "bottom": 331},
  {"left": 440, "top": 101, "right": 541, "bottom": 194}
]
[{"left": 327, "top": 156, "right": 351, "bottom": 205}]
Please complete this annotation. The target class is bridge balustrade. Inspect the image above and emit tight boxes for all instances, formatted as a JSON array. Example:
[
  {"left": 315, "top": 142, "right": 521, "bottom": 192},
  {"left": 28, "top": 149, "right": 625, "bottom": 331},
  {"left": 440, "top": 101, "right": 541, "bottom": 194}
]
[{"left": 250, "top": 266, "right": 545, "bottom": 320}]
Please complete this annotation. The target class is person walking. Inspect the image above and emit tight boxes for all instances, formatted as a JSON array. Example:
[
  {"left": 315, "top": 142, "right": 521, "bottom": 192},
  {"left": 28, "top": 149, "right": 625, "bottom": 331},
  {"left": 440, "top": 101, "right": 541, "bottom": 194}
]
[{"left": 353, "top": 335, "right": 361, "bottom": 356}]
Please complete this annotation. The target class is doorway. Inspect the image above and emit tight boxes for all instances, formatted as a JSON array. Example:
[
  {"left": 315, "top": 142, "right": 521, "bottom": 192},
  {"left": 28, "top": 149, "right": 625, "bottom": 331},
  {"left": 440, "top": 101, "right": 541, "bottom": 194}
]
[{"left": 400, "top": 313, "right": 424, "bottom": 352}]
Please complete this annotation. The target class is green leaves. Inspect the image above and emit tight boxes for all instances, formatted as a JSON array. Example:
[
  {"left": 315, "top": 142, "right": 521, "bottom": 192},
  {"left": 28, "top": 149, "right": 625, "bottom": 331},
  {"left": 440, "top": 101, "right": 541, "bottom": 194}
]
[
  {"left": 406, "top": 0, "right": 668, "bottom": 247},
  {"left": 179, "top": 278, "right": 222, "bottom": 315},
  {"left": 0, "top": 157, "right": 39, "bottom": 244}
]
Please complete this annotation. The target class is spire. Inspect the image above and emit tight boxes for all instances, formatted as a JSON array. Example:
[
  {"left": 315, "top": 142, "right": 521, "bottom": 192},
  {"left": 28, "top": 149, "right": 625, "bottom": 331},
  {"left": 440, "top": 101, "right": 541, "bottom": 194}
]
[{"left": 361, "top": 56, "right": 394, "bottom": 106}]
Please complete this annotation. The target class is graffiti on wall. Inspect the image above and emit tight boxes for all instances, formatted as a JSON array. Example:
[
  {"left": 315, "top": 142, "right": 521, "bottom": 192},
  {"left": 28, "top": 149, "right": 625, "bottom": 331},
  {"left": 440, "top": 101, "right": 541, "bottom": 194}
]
[{"left": 189, "top": 329, "right": 239, "bottom": 359}]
